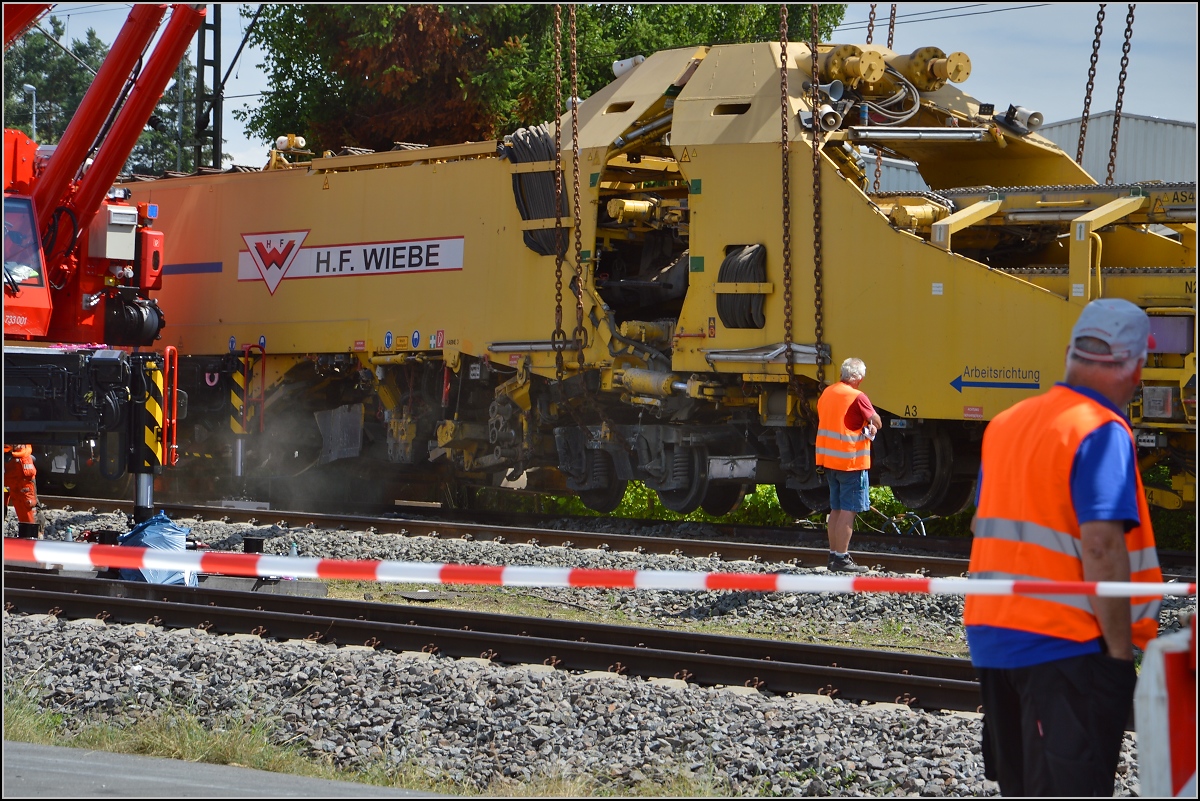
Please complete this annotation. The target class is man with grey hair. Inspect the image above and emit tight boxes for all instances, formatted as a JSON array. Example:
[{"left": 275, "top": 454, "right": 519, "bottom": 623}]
[
  {"left": 815, "top": 357, "right": 882, "bottom": 572},
  {"left": 964, "top": 298, "right": 1163, "bottom": 796}
]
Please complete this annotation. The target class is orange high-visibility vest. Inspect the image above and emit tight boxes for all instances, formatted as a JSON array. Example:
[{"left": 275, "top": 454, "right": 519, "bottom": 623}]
[
  {"left": 964, "top": 385, "right": 1162, "bottom": 649},
  {"left": 815, "top": 381, "right": 871, "bottom": 471}
]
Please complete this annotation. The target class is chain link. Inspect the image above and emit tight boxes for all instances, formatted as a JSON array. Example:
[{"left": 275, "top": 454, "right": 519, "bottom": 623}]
[
  {"left": 810, "top": 3, "right": 826, "bottom": 388},
  {"left": 887, "top": 4, "right": 896, "bottom": 50},
  {"left": 551, "top": 5, "right": 566, "bottom": 381},
  {"left": 569, "top": 5, "right": 586, "bottom": 369},
  {"left": 1077, "top": 4, "right": 1106, "bottom": 165},
  {"left": 1107, "top": 4, "right": 1134, "bottom": 186},
  {"left": 779, "top": 6, "right": 795, "bottom": 393},
  {"left": 868, "top": 1, "right": 885, "bottom": 193}
]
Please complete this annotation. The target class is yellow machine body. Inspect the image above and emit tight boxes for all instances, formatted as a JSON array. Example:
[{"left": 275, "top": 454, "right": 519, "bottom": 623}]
[{"left": 124, "top": 41, "right": 1196, "bottom": 515}]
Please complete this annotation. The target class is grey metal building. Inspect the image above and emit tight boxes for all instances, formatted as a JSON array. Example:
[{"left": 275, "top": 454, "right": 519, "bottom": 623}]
[
  {"left": 869, "top": 110, "right": 1197, "bottom": 192},
  {"left": 1037, "top": 111, "right": 1197, "bottom": 185}
]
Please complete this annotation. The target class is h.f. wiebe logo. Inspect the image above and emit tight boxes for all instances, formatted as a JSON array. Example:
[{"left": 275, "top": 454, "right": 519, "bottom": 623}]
[
  {"left": 242, "top": 231, "right": 309, "bottom": 294},
  {"left": 238, "top": 231, "right": 464, "bottom": 294}
]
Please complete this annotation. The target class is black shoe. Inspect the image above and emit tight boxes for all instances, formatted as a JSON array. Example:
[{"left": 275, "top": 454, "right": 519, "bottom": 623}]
[{"left": 828, "top": 553, "right": 870, "bottom": 573}]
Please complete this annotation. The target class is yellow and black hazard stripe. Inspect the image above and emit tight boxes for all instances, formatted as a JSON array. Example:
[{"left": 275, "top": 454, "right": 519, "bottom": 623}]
[
  {"left": 136, "top": 357, "right": 165, "bottom": 472},
  {"left": 231, "top": 355, "right": 246, "bottom": 434}
]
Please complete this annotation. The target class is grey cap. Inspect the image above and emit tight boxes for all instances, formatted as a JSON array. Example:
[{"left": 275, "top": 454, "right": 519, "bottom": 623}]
[{"left": 1068, "top": 298, "right": 1154, "bottom": 363}]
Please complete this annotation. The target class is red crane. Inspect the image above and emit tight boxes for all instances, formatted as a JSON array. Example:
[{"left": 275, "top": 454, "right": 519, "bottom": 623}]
[{"left": 4, "top": 4, "right": 206, "bottom": 524}]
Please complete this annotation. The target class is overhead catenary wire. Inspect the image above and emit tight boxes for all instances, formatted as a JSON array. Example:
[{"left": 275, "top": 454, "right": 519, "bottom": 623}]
[{"left": 834, "top": 3, "right": 1053, "bottom": 33}]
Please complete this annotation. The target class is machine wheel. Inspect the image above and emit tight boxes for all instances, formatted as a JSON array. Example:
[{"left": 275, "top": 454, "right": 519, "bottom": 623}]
[
  {"left": 890, "top": 429, "right": 957, "bottom": 514},
  {"left": 798, "top": 484, "right": 831, "bottom": 515},
  {"left": 774, "top": 483, "right": 814, "bottom": 519},
  {"left": 578, "top": 450, "right": 627, "bottom": 514},
  {"left": 656, "top": 446, "right": 708, "bottom": 515},
  {"left": 926, "top": 479, "right": 977, "bottom": 516},
  {"left": 701, "top": 483, "right": 750, "bottom": 517}
]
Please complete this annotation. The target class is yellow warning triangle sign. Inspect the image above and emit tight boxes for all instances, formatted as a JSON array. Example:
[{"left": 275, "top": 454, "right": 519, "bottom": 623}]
[
  {"left": 1152, "top": 197, "right": 1166, "bottom": 215},
  {"left": 680, "top": 150, "right": 691, "bottom": 162}
]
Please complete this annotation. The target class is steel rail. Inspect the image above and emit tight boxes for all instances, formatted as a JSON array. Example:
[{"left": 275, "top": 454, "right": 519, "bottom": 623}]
[
  {"left": 36, "top": 496, "right": 972, "bottom": 577},
  {"left": 3, "top": 570, "right": 982, "bottom": 711},
  {"left": 38, "top": 495, "right": 1194, "bottom": 579}
]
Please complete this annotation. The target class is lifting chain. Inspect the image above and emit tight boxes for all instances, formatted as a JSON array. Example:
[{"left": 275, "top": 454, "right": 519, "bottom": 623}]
[
  {"left": 872, "top": 3, "right": 896, "bottom": 194},
  {"left": 551, "top": 5, "right": 567, "bottom": 381},
  {"left": 569, "top": 5, "right": 586, "bottom": 369},
  {"left": 1077, "top": 4, "right": 1106, "bottom": 165},
  {"left": 779, "top": 5, "right": 796, "bottom": 393},
  {"left": 810, "top": 3, "right": 827, "bottom": 388},
  {"left": 866, "top": 4, "right": 876, "bottom": 44},
  {"left": 1106, "top": 4, "right": 1135, "bottom": 186}
]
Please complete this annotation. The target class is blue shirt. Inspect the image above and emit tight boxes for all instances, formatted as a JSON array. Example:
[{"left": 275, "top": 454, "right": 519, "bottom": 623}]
[{"left": 968, "top": 383, "right": 1141, "bottom": 669}]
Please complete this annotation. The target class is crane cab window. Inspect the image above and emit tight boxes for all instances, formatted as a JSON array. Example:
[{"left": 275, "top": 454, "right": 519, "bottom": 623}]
[{"left": 3, "top": 195, "right": 45, "bottom": 289}]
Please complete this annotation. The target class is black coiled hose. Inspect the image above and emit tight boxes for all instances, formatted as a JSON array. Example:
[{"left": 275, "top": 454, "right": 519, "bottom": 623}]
[
  {"left": 715, "top": 244, "right": 766, "bottom": 329},
  {"left": 502, "top": 124, "right": 568, "bottom": 256}
]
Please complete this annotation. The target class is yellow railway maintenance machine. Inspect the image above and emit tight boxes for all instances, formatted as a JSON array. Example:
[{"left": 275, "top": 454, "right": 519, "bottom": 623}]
[{"left": 121, "top": 41, "right": 1196, "bottom": 516}]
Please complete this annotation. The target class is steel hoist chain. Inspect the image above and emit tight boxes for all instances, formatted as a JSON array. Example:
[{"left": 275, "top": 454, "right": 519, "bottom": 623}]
[
  {"left": 1077, "top": 4, "right": 1106, "bottom": 165},
  {"left": 779, "top": 6, "right": 796, "bottom": 393},
  {"left": 1107, "top": 4, "right": 1135, "bottom": 186},
  {"left": 551, "top": 5, "right": 567, "bottom": 381},
  {"left": 569, "top": 5, "right": 586, "bottom": 369},
  {"left": 810, "top": 3, "right": 826, "bottom": 388},
  {"left": 872, "top": 3, "right": 898, "bottom": 192},
  {"left": 935, "top": 180, "right": 1194, "bottom": 197},
  {"left": 866, "top": 4, "right": 876, "bottom": 44}
]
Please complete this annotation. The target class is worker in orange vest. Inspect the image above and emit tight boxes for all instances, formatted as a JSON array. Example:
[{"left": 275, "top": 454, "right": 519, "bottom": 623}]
[
  {"left": 4, "top": 443, "right": 40, "bottom": 539},
  {"left": 815, "top": 357, "right": 882, "bottom": 572},
  {"left": 965, "top": 298, "right": 1163, "bottom": 796}
]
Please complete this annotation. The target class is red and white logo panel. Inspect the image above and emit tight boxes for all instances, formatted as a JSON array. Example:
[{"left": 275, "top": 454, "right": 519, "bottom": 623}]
[
  {"left": 238, "top": 233, "right": 464, "bottom": 294},
  {"left": 241, "top": 231, "right": 309, "bottom": 294}
]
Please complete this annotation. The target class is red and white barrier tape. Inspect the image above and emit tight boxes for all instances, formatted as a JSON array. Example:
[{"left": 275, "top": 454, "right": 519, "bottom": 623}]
[{"left": 5, "top": 539, "right": 1195, "bottom": 597}]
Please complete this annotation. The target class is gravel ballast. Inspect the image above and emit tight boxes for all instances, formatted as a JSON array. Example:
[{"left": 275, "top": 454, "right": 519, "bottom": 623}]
[
  {"left": 6, "top": 613, "right": 1013, "bottom": 796},
  {"left": 7, "top": 506, "right": 1192, "bottom": 796}
]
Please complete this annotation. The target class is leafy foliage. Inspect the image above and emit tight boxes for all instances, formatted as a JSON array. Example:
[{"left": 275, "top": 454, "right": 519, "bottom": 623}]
[
  {"left": 484, "top": 481, "right": 980, "bottom": 539},
  {"left": 1144, "top": 464, "right": 1197, "bottom": 552},
  {"left": 4, "top": 15, "right": 210, "bottom": 175},
  {"left": 4, "top": 16, "right": 106, "bottom": 144},
  {"left": 235, "top": 4, "right": 846, "bottom": 155},
  {"left": 126, "top": 57, "right": 206, "bottom": 176}
]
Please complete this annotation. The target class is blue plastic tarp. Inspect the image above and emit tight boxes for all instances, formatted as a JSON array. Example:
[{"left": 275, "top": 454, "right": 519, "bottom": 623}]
[{"left": 117, "top": 511, "right": 198, "bottom": 586}]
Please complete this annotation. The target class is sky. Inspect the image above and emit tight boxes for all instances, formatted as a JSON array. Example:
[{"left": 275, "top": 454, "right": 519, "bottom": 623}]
[{"left": 22, "top": 3, "right": 1200, "bottom": 168}]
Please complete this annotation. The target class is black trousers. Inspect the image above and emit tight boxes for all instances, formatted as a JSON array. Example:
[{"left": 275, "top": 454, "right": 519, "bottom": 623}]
[{"left": 977, "top": 652, "right": 1137, "bottom": 797}]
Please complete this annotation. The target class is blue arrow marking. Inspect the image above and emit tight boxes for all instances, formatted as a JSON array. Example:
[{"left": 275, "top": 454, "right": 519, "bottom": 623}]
[{"left": 951, "top": 375, "right": 1040, "bottom": 393}]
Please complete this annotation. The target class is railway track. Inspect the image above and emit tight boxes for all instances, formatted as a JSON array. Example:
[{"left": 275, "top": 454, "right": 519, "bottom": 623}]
[
  {"left": 3, "top": 568, "right": 983, "bottom": 713},
  {"left": 37, "top": 495, "right": 1196, "bottom": 580}
]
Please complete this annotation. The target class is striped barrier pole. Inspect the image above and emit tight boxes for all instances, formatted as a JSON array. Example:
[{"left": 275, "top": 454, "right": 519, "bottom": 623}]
[{"left": 4, "top": 539, "right": 1195, "bottom": 597}]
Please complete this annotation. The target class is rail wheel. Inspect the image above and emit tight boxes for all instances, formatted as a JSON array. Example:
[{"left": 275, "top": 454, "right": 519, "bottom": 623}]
[
  {"left": 775, "top": 483, "right": 813, "bottom": 519},
  {"left": 891, "top": 429, "right": 960, "bottom": 514},
  {"left": 701, "top": 482, "right": 750, "bottom": 517},
  {"left": 578, "top": 450, "right": 627, "bottom": 514},
  {"left": 656, "top": 446, "right": 708, "bottom": 515},
  {"left": 798, "top": 484, "right": 831, "bottom": 515},
  {"left": 927, "top": 479, "right": 976, "bottom": 516}
]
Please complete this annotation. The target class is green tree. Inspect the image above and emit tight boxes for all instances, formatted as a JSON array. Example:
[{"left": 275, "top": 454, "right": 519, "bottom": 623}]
[
  {"left": 4, "top": 16, "right": 106, "bottom": 144},
  {"left": 5, "top": 16, "right": 211, "bottom": 176},
  {"left": 127, "top": 55, "right": 204, "bottom": 176},
  {"left": 235, "top": 4, "right": 846, "bottom": 155}
]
